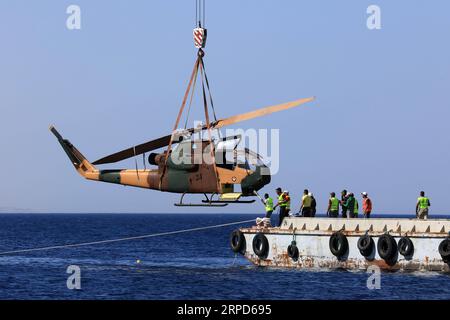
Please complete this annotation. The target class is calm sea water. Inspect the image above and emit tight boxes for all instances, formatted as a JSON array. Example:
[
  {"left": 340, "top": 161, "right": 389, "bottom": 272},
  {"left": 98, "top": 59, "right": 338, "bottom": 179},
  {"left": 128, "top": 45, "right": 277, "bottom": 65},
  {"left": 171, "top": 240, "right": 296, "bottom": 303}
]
[{"left": 0, "top": 213, "right": 449, "bottom": 300}]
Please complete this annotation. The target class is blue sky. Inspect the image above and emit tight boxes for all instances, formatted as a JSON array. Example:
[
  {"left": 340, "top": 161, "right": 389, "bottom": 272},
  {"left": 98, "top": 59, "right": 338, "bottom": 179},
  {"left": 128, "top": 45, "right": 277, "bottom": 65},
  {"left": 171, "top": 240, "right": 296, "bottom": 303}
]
[{"left": 0, "top": 1, "right": 449, "bottom": 214}]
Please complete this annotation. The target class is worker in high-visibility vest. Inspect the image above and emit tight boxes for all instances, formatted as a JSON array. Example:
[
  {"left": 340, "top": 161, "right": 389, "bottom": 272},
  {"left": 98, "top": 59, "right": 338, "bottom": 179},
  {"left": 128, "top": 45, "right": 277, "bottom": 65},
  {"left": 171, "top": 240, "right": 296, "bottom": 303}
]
[
  {"left": 263, "top": 193, "right": 274, "bottom": 218},
  {"left": 361, "top": 192, "right": 372, "bottom": 218},
  {"left": 353, "top": 197, "right": 359, "bottom": 218},
  {"left": 343, "top": 192, "right": 356, "bottom": 219},
  {"left": 273, "top": 187, "right": 288, "bottom": 226},
  {"left": 416, "top": 191, "right": 431, "bottom": 220},
  {"left": 299, "top": 189, "right": 313, "bottom": 217},
  {"left": 283, "top": 190, "right": 291, "bottom": 216},
  {"left": 327, "top": 192, "right": 340, "bottom": 218}
]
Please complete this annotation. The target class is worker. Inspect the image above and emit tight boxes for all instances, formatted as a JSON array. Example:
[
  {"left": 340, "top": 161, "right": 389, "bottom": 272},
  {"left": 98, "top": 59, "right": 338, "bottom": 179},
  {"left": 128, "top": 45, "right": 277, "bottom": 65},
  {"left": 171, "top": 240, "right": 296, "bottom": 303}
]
[
  {"left": 340, "top": 189, "right": 348, "bottom": 218},
  {"left": 416, "top": 191, "right": 431, "bottom": 220},
  {"left": 353, "top": 196, "right": 359, "bottom": 218},
  {"left": 361, "top": 192, "right": 372, "bottom": 218},
  {"left": 273, "top": 187, "right": 288, "bottom": 226},
  {"left": 299, "top": 189, "right": 312, "bottom": 217},
  {"left": 310, "top": 192, "right": 317, "bottom": 217},
  {"left": 344, "top": 192, "right": 356, "bottom": 219},
  {"left": 262, "top": 193, "right": 274, "bottom": 218},
  {"left": 283, "top": 191, "right": 291, "bottom": 216},
  {"left": 327, "top": 192, "right": 340, "bottom": 218}
]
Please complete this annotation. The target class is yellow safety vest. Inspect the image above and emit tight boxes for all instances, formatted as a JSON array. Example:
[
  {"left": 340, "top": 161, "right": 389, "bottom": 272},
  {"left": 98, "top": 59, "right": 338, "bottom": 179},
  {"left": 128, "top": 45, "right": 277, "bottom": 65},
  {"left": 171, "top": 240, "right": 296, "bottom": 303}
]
[
  {"left": 418, "top": 197, "right": 429, "bottom": 209},
  {"left": 330, "top": 197, "right": 339, "bottom": 211},
  {"left": 302, "top": 195, "right": 312, "bottom": 208},
  {"left": 278, "top": 194, "right": 287, "bottom": 207},
  {"left": 285, "top": 196, "right": 291, "bottom": 210},
  {"left": 354, "top": 199, "right": 359, "bottom": 214},
  {"left": 265, "top": 197, "right": 274, "bottom": 212}
]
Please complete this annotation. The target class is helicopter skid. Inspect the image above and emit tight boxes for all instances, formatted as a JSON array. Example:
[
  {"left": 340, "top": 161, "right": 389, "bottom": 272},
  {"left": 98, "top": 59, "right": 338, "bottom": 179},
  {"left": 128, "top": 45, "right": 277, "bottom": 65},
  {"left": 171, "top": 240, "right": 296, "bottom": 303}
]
[
  {"left": 174, "top": 192, "right": 229, "bottom": 207},
  {"left": 201, "top": 199, "right": 255, "bottom": 204},
  {"left": 174, "top": 203, "right": 228, "bottom": 207}
]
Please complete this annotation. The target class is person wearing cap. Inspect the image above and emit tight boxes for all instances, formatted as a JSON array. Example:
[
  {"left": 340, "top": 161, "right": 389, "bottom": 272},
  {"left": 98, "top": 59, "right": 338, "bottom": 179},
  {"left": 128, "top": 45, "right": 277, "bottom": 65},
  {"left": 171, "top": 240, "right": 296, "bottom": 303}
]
[
  {"left": 299, "top": 189, "right": 312, "bottom": 217},
  {"left": 361, "top": 192, "right": 372, "bottom": 218},
  {"left": 340, "top": 189, "right": 348, "bottom": 218},
  {"left": 416, "top": 191, "right": 431, "bottom": 220},
  {"left": 273, "top": 187, "right": 288, "bottom": 226},
  {"left": 309, "top": 192, "right": 317, "bottom": 217},
  {"left": 327, "top": 192, "right": 340, "bottom": 218}
]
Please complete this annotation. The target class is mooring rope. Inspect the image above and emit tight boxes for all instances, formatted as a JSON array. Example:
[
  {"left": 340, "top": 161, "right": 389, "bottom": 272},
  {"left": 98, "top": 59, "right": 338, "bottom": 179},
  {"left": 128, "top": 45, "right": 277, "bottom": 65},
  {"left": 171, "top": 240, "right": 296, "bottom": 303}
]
[{"left": 0, "top": 219, "right": 254, "bottom": 256}]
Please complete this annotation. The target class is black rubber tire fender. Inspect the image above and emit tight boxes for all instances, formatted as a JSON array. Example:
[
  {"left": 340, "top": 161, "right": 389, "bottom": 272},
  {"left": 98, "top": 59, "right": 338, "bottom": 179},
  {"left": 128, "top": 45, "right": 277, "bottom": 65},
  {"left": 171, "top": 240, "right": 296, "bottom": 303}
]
[
  {"left": 438, "top": 239, "right": 450, "bottom": 261},
  {"left": 377, "top": 234, "right": 398, "bottom": 261},
  {"left": 357, "top": 234, "right": 374, "bottom": 257},
  {"left": 230, "top": 230, "right": 246, "bottom": 254},
  {"left": 287, "top": 241, "right": 299, "bottom": 261},
  {"left": 329, "top": 232, "right": 348, "bottom": 257},
  {"left": 252, "top": 233, "right": 269, "bottom": 258},
  {"left": 398, "top": 236, "right": 414, "bottom": 257}
]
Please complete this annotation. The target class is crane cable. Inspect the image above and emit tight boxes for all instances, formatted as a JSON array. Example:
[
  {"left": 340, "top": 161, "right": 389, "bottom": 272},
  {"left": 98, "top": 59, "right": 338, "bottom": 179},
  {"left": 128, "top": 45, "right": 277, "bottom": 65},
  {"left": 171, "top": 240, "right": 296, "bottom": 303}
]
[
  {"left": 183, "top": 57, "right": 219, "bottom": 134},
  {"left": 196, "top": 0, "right": 206, "bottom": 27},
  {"left": 200, "top": 57, "right": 218, "bottom": 122},
  {"left": 203, "top": 0, "right": 206, "bottom": 27},
  {"left": 186, "top": 0, "right": 218, "bottom": 132},
  {"left": 0, "top": 219, "right": 254, "bottom": 256},
  {"left": 183, "top": 58, "right": 200, "bottom": 129}
]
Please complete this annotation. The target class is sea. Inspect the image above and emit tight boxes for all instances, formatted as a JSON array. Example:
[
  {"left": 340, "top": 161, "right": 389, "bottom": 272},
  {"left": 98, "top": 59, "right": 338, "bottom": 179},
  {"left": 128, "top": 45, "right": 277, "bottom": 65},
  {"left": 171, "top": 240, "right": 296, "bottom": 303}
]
[{"left": 0, "top": 213, "right": 449, "bottom": 300}]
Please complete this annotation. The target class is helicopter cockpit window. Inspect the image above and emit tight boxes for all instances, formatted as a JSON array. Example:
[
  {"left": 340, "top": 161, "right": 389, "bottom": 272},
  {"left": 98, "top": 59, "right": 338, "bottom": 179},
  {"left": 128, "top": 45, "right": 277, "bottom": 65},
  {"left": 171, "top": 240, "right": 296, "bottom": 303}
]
[
  {"left": 235, "top": 148, "right": 264, "bottom": 171},
  {"left": 215, "top": 137, "right": 240, "bottom": 170}
]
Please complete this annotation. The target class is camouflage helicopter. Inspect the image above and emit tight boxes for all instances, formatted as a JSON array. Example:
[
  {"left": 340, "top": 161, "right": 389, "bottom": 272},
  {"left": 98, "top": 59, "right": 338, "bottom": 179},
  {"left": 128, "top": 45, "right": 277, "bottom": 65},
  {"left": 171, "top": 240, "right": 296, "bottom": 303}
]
[
  {"left": 50, "top": 96, "right": 313, "bottom": 207},
  {"left": 50, "top": 22, "right": 314, "bottom": 207}
]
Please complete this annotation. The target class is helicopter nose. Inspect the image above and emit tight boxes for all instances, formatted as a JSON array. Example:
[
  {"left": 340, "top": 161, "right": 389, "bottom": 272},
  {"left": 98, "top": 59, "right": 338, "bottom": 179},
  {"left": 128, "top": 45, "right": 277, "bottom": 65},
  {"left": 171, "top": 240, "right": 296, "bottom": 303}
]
[
  {"left": 260, "top": 167, "right": 271, "bottom": 185},
  {"left": 241, "top": 165, "right": 271, "bottom": 195}
]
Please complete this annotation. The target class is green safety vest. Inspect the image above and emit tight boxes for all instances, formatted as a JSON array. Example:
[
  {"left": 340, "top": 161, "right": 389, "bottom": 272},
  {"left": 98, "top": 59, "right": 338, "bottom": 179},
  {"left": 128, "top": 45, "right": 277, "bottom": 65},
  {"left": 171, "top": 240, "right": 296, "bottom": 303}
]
[
  {"left": 354, "top": 199, "right": 359, "bottom": 214},
  {"left": 330, "top": 197, "right": 339, "bottom": 211},
  {"left": 285, "top": 197, "right": 291, "bottom": 210},
  {"left": 418, "top": 197, "right": 429, "bottom": 209},
  {"left": 265, "top": 197, "right": 274, "bottom": 212},
  {"left": 278, "top": 194, "right": 287, "bottom": 207}
]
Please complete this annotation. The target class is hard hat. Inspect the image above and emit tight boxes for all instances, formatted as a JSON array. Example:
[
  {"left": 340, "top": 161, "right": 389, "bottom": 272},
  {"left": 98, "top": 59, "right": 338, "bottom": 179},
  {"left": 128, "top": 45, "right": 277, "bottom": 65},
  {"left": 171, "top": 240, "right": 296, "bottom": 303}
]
[
  {"left": 361, "top": 192, "right": 368, "bottom": 196},
  {"left": 283, "top": 190, "right": 289, "bottom": 194}
]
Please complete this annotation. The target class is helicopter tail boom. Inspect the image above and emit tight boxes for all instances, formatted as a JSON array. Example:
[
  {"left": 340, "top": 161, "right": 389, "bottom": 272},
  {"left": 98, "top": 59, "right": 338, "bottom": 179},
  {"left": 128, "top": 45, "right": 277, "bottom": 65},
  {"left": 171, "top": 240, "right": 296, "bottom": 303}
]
[
  {"left": 50, "top": 125, "right": 166, "bottom": 189},
  {"left": 49, "top": 125, "right": 98, "bottom": 180}
]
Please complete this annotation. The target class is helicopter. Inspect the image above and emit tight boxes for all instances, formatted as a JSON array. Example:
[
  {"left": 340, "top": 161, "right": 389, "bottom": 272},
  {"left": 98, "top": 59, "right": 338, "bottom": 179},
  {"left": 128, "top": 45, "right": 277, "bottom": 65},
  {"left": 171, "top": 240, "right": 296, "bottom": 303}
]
[
  {"left": 50, "top": 94, "right": 313, "bottom": 207},
  {"left": 50, "top": 15, "right": 315, "bottom": 207}
]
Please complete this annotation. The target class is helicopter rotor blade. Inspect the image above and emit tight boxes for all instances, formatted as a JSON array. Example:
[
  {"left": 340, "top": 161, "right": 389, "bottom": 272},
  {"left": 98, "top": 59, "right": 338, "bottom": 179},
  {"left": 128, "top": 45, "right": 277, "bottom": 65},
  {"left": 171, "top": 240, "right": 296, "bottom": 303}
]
[
  {"left": 92, "top": 126, "right": 206, "bottom": 165},
  {"left": 92, "top": 97, "right": 314, "bottom": 165},
  {"left": 92, "top": 134, "right": 173, "bottom": 165},
  {"left": 212, "top": 97, "right": 315, "bottom": 129}
]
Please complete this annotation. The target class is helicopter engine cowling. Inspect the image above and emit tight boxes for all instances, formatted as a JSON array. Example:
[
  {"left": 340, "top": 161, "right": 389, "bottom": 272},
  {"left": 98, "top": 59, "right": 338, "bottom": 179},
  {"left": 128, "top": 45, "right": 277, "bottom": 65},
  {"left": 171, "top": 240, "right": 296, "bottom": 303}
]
[{"left": 148, "top": 153, "right": 164, "bottom": 166}]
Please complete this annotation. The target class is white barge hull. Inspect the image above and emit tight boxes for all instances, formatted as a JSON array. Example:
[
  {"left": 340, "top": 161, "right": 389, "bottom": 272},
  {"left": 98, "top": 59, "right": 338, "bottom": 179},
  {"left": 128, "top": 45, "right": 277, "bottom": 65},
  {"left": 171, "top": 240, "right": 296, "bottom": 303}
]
[{"left": 236, "top": 217, "right": 450, "bottom": 272}]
